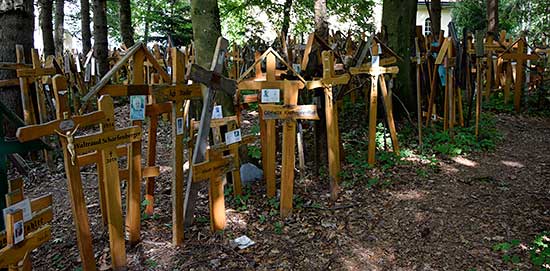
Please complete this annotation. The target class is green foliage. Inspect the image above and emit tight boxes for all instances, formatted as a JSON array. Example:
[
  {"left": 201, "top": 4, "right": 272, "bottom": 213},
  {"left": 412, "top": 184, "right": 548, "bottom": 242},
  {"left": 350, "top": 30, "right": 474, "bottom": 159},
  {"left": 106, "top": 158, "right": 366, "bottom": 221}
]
[
  {"left": 105, "top": 0, "right": 193, "bottom": 45},
  {"left": 219, "top": 0, "right": 375, "bottom": 44},
  {"left": 421, "top": 113, "right": 502, "bottom": 157},
  {"left": 248, "top": 145, "right": 262, "bottom": 159},
  {"left": 491, "top": 232, "right": 550, "bottom": 269},
  {"left": 451, "top": 0, "right": 549, "bottom": 43},
  {"left": 273, "top": 221, "right": 283, "bottom": 235},
  {"left": 145, "top": 258, "right": 158, "bottom": 269}
]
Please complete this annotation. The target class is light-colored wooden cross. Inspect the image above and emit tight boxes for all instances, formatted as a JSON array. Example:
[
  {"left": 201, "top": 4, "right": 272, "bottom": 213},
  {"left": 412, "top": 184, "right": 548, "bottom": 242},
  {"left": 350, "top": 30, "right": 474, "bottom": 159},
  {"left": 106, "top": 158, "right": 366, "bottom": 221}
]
[
  {"left": 306, "top": 50, "right": 350, "bottom": 201},
  {"left": 237, "top": 47, "right": 305, "bottom": 200},
  {"left": 184, "top": 37, "right": 237, "bottom": 232},
  {"left": 350, "top": 39, "right": 400, "bottom": 166},
  {"left": 0, "top": 178, "right": 53, "bottom": 270},
  {"left": 500, "top": 37, "right": 539, "bottom": 112},
  {"left": 17, "top": 92, "right": 140, "bottom": 270},
  {"left": 190, "top": 116, "right": 257, "bottom": 196}
]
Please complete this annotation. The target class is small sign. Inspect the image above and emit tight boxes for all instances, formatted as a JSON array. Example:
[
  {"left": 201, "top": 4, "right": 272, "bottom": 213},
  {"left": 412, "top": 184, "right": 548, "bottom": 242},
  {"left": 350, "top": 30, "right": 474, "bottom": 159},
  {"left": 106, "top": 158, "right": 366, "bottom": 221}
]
[
  {"left": 13, "top": 219, "right": 24, "bottom": 245},
  {"left": 212, "top": 105, "right": 223, "bottom": 119},
  {"left": 225, "top": 129, "right": 242, "bottom": 145},
  {"left": 176, "top": 117, "right": 184, "bottom": 135},
  {"left": 3, "top": 198, "right": 32, "bottom": 223},
  {"left": 260, "top": 104, "right": 319, "bottom": 120},
  {"left": 130, "top": 96, "right": 146, "bottom": 120},
  {"left": 261, "top": 89, "right": 280, "bottom": 103},
  {"left": 292, "top": 64, "right": 301, "bottom": 74},
  {"left": 59, "top": 119, "right": 75, "bottom": 131},
  {"left": 167, "top": 67, "right": 172, "bottom": 75}
]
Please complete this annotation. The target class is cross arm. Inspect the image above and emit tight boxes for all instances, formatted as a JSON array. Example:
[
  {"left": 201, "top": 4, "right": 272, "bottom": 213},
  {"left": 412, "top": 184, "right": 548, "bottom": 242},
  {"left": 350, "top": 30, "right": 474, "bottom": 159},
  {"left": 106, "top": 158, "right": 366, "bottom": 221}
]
[
  {"left": 189, "top": 64, "right": 236, "bottom": 96},
  {"left": 16, "top": 111, "right": 105, "bottom": 142}
]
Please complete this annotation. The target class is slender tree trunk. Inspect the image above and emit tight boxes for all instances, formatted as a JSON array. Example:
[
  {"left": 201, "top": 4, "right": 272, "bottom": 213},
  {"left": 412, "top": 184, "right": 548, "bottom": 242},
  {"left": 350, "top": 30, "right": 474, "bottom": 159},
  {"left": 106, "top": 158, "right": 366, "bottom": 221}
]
[
  {"left": 143, "top": 1, "right": 151, "bottom": 44},
  {"left": 119, "top": 0, "right": 134, "bottom": 47},
  {"left": 0, "top": 0, "right": 34, "bottom": 123},
  {"left": 39, "top": 0, "right": 55, "bottom": 56},
  {"left": 431, "top": 0, "right": 441, "bottom": 37},
  {"left": 487, "top": 0, "right": 499, "bottom": 33},
  {"left": 281, "top": 0, "right": 293, "bottom": 38},
  {"left": 382, "top": 0, "right": 417, "bottom": 113},
  {"left": 54, "top": 0, "right": 64, "bottom": 56},
  {"left": 81, "top": 0, "right": 92, "bottom": 54},
  {"left": 314, "top": 0, "right": 328, "bottom": 40},
  {"left": 93, "top": 0, "right": 109, "bottom": 77}
]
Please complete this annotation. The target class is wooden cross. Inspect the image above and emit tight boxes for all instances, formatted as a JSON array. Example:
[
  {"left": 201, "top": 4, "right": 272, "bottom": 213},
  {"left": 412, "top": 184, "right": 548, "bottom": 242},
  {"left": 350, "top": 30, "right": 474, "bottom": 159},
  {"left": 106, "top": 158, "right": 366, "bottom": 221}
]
[
  {"left": 17, "top": 92, "right": 139, "bottom": 270},
  {"left": 500, "top": 37, "right": 539, "bottom": 112},
  {"left": 92, "top": 44, "right": 203, "bottom": 246},
  {"left": 184, "top": 37, "right": 237, "bottom": 231},
  {"left": 0, "top": 178, "right": 53, "bottom": 270},
  {"left": 414, "top": 37, "right": 425, "bottom": 146},
  {"left": 192, "top": 148, "right": 235, "bottom": 231},
  {"left": 306, "top": 50, "right": 350, "bottom": 201},
  {"left": 0, "top": 101, "right": 49, "bottom": 230},
  {"left": 190, "top": 116, "right": 257, "bottom": 197},
  {"left": 238, "top": 47, "right": 305, "bottom": 201},
  {"left": 350, "top": 39, "right": 400, "bottom": 166}
]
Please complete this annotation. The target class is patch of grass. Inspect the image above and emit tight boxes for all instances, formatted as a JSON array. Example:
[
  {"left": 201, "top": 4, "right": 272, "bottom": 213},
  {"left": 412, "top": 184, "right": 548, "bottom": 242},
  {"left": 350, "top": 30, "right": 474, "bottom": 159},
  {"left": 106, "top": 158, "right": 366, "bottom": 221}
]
[
  {"left": 145, "top": 258, "right": 158, "bottom": 269},
  {"left": 274, "top": 221, "right": 283, "bottom": 235}
]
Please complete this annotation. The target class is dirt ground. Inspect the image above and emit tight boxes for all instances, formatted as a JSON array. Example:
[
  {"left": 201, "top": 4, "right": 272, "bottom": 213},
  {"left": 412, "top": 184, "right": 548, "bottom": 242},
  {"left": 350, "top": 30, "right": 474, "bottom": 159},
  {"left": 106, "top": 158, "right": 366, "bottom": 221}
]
[{"left": 9, "top": 110, "right": 550, "bottom": 270}]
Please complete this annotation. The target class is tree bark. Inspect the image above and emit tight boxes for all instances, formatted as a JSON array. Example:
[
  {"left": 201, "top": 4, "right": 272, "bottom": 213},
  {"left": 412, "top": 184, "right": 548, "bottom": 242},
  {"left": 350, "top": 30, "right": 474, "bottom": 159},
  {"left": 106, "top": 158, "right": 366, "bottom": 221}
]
[
  {"left": 381, "top": 0, "right": 417, "bottom": 114},
  {"left": 0, "top": 0, "right": 34, "bottom": 124},
  {"left": 190, "top": 0, "right": 222, "bottom": 69},
  {"left": 487, "top": 0, "right": 498, "bottom": 33},
  {"left": 119, "top": 0, "right": 134, "bottom": 47},
  {"left": 430, "top": 0, "right": 441, "bottom": 37},
  {"left": 281, "top": 0, "right": 293, "bottom": 38},
  {"left": 81, "top": 0, "right": 92, "bottom": 54},
  {"left": 39, "top": 0, "right": 55, "bottom": 56},
  {"left": 314, "top": 0, "right": 328, "bottom": 40},
  {"left": 93, "top": 0, "right": 109, "bottom": 77},
  {"left": 54, "top": 0, "right": 64, "bottom": 56}
]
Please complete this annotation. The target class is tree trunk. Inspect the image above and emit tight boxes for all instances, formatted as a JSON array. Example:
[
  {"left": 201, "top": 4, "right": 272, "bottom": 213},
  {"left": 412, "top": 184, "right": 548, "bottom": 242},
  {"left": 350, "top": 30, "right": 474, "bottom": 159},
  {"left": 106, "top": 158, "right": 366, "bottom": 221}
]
[
  {"left": 190, "top": 0, "right": 222, "bottom": 69},
  {"left": 54, "top": 0, "right": 64, "bottom": 56},
  {"left": 39, "top": 0, "right": 55, "bottom": 56},
  {"left": 281, "top": 0, "right": 293, "bottom": 38},
  {"left": 93, "top": 0, "right": 109, "bottom": 77},
  {"left": 0, "top": 0, "right": 34, "bottom": 123},
  {"left": 382, "top": 0, "right": 417, "bottom": 114},
  {"left": 314, "top": 0, "right": 328, "bottom": 40},
  {"left": 119, "top": 0, "right": 134, "bottom": 47},
  {"left": 487, "top": 0, "right": 498, "bottom": 33},
  {"left": 81, "top": 0, "right": 92, "bottom": 54},
  {"left": 430, "top": 0, "right": 441, "bottom": 37}
]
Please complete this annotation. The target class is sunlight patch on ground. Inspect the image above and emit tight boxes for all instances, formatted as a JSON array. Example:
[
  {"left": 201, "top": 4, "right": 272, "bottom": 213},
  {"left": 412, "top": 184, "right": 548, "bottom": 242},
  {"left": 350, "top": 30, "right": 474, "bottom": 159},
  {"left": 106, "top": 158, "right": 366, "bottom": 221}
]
[
  {"left": 341, "top": 244, "right": 395, "bottom": 270},
  {"left": 226, "top": 210, "right": 248, "bottom": 230},
  {"left": 451, "top": 157, "right": 479, "bottom": 167},
  {"left": 501, "top": 160, "right": 525, "bottom": 168},
  {"left": 440, "top": 163, "right": 459, "bottom": 173},
  {"left": 390, "top": 190, "right": 426, "bottom": 201}
]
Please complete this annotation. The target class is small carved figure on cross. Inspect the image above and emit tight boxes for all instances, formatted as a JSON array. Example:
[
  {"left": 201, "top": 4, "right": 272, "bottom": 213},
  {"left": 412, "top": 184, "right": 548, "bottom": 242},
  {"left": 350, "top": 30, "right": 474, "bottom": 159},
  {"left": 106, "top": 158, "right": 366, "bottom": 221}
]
[{"left": 55, "top": 124, "right": 80, "bottom": 166}]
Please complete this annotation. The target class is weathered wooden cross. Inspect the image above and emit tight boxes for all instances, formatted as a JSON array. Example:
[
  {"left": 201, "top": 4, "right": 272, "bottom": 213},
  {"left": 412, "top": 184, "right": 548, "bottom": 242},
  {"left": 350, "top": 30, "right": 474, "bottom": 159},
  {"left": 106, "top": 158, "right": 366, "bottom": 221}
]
[
  {"left": 183, "top": 37, "right": 237, "bottom": 231},
  {"left": 350, "top": 39, "right": 400, "bottom": 166},
  {"left": 0, "top": 177, "right": 53, "bottom": 270}
]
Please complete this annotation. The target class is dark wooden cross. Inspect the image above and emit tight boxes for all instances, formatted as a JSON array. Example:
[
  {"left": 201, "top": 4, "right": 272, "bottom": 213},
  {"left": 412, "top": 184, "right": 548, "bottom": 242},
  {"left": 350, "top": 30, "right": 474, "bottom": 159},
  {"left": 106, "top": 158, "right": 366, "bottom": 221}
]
[
  {"left": 184, "top": 37, "right": 237, "bottom": 231},
  {"left": 0, "top": 101, "right": 49, "bottom": 231},
  {"left": 350, "top": 39, "right": 400, "bottom": 166},
  {"left": 0, "top": 178, "right": 53, "bottom": 270}
]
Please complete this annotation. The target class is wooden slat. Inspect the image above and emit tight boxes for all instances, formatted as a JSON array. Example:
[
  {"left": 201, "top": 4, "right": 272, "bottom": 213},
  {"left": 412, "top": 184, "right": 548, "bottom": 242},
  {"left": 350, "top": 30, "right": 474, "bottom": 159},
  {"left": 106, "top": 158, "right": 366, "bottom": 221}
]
[
  {"left": 0, "top": 225, "right": 51, "bottom": 267},
  {"left": 73, "top": 126, "right": 141, "bottom": 155},
  {"left": 0, "top": 208, "right": 53, "bottom": 248}
]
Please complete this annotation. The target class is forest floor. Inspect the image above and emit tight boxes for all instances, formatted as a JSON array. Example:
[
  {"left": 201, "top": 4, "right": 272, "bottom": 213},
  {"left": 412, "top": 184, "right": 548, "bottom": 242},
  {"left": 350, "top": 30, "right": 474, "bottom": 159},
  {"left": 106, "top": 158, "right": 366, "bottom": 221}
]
[{"left": 9, "top": 104, "right": 550, "bottom": 270}]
